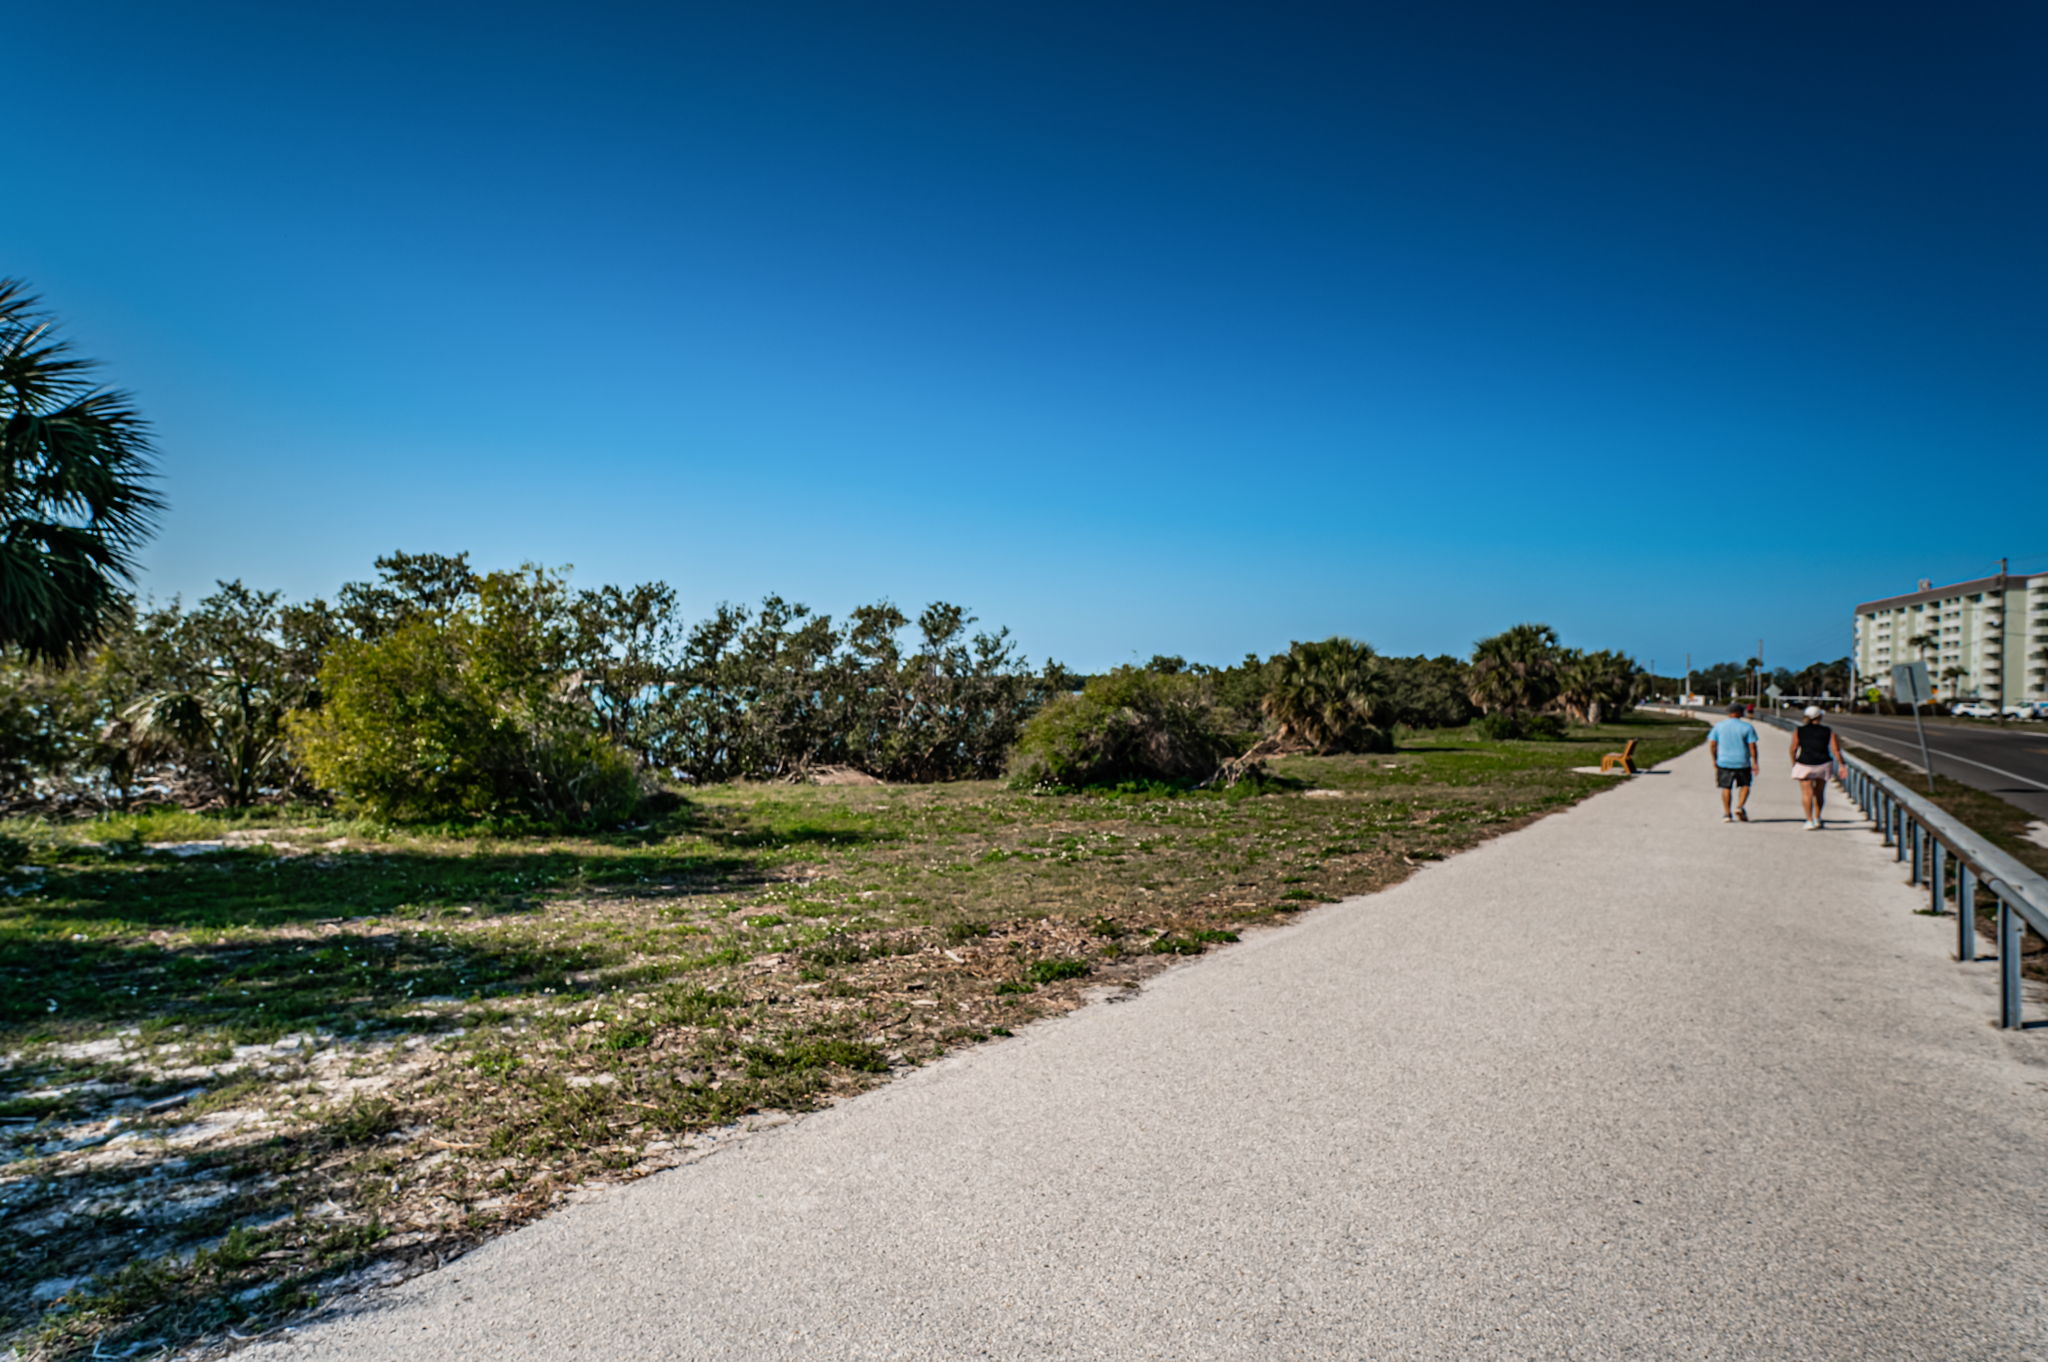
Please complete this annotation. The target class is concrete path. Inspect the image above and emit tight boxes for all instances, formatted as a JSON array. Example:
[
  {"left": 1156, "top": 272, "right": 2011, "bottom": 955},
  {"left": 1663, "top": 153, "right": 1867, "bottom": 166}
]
[{"left": 250, "top": 745, "right": 2048, "bottom": 1361}]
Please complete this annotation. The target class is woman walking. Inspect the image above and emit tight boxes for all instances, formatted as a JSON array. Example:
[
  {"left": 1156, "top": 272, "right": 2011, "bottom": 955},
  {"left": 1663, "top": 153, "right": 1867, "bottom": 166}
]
[{"left": 1789, "top": 704, "right": 1846, "bottom": 830}]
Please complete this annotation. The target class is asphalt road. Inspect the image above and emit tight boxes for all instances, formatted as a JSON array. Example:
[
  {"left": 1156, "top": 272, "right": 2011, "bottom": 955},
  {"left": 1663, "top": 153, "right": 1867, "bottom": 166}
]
[
  {"left": 1818, "top": 713, "right": 2048, "bottom": 821},
  {"left": 246, "top": 745, "right": 2048, "bottom": 1361}
]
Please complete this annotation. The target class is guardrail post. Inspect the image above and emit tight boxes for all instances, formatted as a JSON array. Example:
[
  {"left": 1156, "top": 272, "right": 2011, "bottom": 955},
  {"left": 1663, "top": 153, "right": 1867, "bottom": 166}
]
[
  {"left": 1837, "top": 750, "right": 2043, "bottom": 1027},
  {"left": 1958, "top": 865, "right": 1978, "bottom": 962},
  {"left": 2000, "top": 899, "right": 2023, "bottom": 1029}
]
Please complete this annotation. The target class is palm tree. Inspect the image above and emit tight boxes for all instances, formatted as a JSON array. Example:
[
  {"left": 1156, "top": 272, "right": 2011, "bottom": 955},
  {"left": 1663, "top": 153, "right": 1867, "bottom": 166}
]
[
  {"left": 104, "top": 583, "right": 308, "bottom": 806},
  {"left": 1262, "top": 637, "right": 1390, "bottom": 753},
  {"left": 1, "top": 280, "right": 163, "bottom": 663},
  {"left": 1468, "top": 623, "right": 1562, "bottom": 718},
  {"left": 1557, "top": 649, "right": 1640, "bottom": 725}
]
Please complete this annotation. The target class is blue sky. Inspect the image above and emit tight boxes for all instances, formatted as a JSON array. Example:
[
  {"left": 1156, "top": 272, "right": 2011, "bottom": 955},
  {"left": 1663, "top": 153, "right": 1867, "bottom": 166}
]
[{"left": 9, "top": 1, "right": 2043, "bottom": 674}]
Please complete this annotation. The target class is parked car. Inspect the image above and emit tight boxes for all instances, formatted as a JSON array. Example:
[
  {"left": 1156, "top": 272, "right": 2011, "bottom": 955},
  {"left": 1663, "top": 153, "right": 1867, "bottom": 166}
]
[
  {"left": 2002, "top": 704, "right": 2036, "bottom": 720},
  {"left": 1951, "top": 702, "right": 1998, "bottom": 718}
]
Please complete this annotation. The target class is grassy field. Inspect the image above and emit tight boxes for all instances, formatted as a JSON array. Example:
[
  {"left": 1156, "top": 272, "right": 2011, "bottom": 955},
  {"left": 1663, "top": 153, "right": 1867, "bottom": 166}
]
[{"left": 0, "top": 714, "right": 1701, "bottom": 1360}]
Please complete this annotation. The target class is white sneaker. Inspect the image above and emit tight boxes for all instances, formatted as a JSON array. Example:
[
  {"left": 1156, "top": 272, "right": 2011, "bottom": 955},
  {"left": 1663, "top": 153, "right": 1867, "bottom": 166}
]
[{"left": 1805, "top": 819, "right": 1818, "bottom": 830}]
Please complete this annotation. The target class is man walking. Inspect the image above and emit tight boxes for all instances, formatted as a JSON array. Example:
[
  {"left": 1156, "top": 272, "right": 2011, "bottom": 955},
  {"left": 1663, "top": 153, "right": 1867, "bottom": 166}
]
[{"left": 1709, "top": 702, "right": 1761, "bottom": 822}]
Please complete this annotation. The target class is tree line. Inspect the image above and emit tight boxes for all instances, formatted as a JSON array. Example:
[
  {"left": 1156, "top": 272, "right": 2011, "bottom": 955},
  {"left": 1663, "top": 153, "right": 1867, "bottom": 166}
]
[
  {"left": 2, "top": 278, "right": 1653, "bottom": 823},
  {"left": 0, "top": 551, "right": 1074, "bottom": 820},
  {"left": 0, "top": 553, "right": 1650, "bottom": 820},
  {"left": 1659, "top": 657, "right": 1853, "bottom": 703},
  {"left": 1009, "top": 623, "right": 1644, "bottom": 788}
]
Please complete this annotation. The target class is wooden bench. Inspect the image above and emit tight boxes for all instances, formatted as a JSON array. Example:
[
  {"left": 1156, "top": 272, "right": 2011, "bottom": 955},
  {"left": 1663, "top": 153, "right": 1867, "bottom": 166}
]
[{"left": 1599, "top": 738, "right": 1639, "bottom": 774}]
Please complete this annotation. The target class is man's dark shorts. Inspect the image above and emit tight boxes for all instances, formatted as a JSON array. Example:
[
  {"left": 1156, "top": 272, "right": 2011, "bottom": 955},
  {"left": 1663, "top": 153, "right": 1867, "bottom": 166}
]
[{"left": 1715, "top": 766, "right": 1753, "bottom": 789}]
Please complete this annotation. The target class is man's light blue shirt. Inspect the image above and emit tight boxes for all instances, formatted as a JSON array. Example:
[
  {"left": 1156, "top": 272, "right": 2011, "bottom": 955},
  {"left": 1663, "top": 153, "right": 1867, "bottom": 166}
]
[{"left": 1709, "top": 718, "right": 1758, "bottom": 768}]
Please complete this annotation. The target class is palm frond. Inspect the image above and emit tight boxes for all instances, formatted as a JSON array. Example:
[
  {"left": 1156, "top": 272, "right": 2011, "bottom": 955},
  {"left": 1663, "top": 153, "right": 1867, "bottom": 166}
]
[{"left": 0, "top": 279, "right": 163, "bottom": 662}]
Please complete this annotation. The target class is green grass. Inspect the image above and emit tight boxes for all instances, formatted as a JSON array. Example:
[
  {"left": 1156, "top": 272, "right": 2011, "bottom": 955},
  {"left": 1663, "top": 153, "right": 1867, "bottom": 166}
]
[
  {"left": 1022, "top": 957, "right": 1092, "bottom": 985},
  {"left": 0, "top": 713, "right": 1699, "bottom": 1359}
]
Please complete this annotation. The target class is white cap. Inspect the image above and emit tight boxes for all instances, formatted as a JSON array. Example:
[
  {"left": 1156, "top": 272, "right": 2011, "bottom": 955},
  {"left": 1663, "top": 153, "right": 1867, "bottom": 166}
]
[{"left": 1803, "top": 704, "right": 1823, "bottom": 718}]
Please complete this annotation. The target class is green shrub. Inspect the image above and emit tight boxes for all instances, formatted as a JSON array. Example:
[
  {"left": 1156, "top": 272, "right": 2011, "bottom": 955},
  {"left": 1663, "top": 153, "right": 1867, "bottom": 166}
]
[
  {"left": 1473, "top": 711, "right": 1525, "bottom": 740},
  {"left": 1023, "top": 957, "right": 1090, "bottom": 984},
  {"left": 289, "top": 573, "right": 639, "bottom": 826},
  {"left": 1472, "top": 710, "right": 1568, "bottom": 742},
  {"left": 1379, "top": 654, "right": 1477, "bottom": 730},
  {"left": 1006, "top": 667, "right": 1237, "bottom": 788}
]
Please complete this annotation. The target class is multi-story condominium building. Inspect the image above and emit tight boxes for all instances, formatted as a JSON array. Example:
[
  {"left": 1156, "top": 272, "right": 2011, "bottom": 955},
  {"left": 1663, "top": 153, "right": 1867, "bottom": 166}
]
[{"left": 1852, "top": 568, "right": 2048, "bottom": 704}]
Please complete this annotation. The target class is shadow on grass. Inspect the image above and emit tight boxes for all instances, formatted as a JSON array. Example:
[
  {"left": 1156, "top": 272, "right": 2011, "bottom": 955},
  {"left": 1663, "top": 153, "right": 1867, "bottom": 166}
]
[
  {"left": 0, "top": 927, "right": 612, "bottom": 1042},
  {"left": 0, "top": 791, "right": 923, "bottom": 1051},
  {"left": 0, "top": 1089, "right": 467, "bottom": 1358},
  {"left": 15, "top": 842, "right": 781, "bottom": 934}
]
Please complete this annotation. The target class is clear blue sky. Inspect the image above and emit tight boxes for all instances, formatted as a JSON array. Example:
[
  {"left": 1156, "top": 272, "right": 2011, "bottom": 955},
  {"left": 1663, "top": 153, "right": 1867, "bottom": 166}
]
[{"left": 10, "top": 1, "right": 2043, "bottom": 674}]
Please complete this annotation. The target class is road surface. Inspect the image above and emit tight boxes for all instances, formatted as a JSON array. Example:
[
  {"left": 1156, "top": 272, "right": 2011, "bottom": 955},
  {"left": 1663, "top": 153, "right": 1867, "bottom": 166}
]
[
  {"left": 246, "top": 743, "right": 2048, "bottom": 1361},
  {"left": 1821, "top": 713, "right": 2048, "bottom": 821}
]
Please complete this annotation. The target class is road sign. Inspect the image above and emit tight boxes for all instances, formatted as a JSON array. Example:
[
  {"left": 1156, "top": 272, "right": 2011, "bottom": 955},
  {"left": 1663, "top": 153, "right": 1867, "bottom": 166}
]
[
  {"left": 1891, "top": 662, "right": 1938, "bottom": 792},
  {"left": 1765, "top": 684, "right": 1783, "bottom": 700}
]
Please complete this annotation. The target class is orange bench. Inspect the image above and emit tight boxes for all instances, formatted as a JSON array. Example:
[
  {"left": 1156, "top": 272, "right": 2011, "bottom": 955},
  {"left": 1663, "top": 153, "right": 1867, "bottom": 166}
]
[{"left": 1599, "top": 738, "right": 1639, "bottom": 774}]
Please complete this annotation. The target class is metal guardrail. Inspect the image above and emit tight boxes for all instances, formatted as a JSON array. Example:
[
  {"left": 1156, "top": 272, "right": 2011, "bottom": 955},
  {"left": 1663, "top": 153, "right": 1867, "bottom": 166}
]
[
  {"left": 1668, "top": 707, "right": 2048, "bottom": 1030},
  {"left": 1832, "top": 744, "right": 2048, "bottom": 1030}
]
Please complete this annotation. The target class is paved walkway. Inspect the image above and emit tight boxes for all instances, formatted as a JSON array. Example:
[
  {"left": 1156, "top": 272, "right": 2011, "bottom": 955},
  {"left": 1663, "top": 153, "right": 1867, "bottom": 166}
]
[{"left": 251, "top": 745, "right": 2048, "bottom": 1361}]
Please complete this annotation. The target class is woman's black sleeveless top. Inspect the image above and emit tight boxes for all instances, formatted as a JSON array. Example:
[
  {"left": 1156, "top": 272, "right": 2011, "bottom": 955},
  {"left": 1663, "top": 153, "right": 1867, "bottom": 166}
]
[{"left": 1794, "top": 723, "right": 1833, "bottom": 765}]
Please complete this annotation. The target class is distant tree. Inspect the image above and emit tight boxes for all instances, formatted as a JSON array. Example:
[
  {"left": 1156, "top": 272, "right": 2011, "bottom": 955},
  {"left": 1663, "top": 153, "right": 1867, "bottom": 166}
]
[
  {"left": 1468, "top": 623, "right": 1562, "bottom": 719},
  {"left": 0, "top": 651, "right": 101, "bottom": 799},
  {"left": 661, "top": 594, "right": 1061, "bottom": 783},
  {"left": 1208, "top": 652, "right": 1270, "bottom": 734},
  {"left": 1378, "top": 654, "right": 1476, "bottom": 730},
  {"left": 1556, "top": 648, "right": 1640, "bottom": 725},
  {"left": 117, "top": 581, "right": 317, "bottom": 805},
  {"left": 1262, "top": 637, "right": 1392, "bottom": 753},
  {"left": 568, "top": 580, "right": 685, "bottom": 765},
  {"left": 0, "top": 280, "right": 164, "bottom": 662},
  {"left": 333, "top": 551, "right": 480, "bottom": 640}
]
